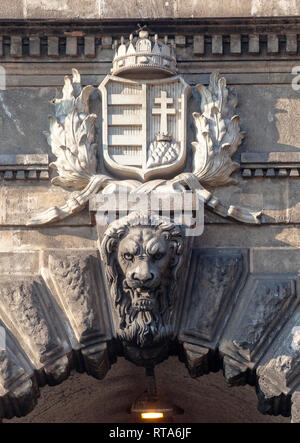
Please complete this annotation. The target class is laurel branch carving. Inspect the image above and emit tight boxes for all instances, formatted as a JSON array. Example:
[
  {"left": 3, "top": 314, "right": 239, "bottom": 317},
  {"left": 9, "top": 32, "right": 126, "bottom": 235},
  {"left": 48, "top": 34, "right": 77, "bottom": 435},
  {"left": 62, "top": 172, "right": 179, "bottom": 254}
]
[
  {"left": 27, "top": 70, "right": 261, "bottom": 226},
  {"left": 192, "top": 72, "right": 245, "bottom": 187}
]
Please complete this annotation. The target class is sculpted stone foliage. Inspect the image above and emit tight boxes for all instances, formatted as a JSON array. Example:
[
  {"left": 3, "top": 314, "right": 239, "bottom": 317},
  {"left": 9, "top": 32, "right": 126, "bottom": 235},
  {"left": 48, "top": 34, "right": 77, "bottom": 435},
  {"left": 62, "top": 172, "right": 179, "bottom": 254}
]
[
  {"left": 46, "top": 69, "right": 98, "bottom": 190},
  {"left": 27, "top": 32, "right": 261, "bottom": 226},
  {"left": 192, "top": 72, "right": 245, "bottom": 187},
  {"left": 100, "top": 212, "right": 185, "bottom": 350}
]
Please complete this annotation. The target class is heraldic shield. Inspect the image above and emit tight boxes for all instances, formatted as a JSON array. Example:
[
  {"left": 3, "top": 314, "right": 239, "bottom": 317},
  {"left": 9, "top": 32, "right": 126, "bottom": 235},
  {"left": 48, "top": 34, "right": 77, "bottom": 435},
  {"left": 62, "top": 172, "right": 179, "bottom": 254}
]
[{"left": 99, "top": 75, "right": 191, "bottom": 181}]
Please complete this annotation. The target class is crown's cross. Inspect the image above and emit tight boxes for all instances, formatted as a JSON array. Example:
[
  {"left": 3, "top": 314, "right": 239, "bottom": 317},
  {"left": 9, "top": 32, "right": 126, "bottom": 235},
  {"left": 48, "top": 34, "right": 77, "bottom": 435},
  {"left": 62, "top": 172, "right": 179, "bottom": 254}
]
[{"left": 152, "top": 91, "right": 176, "bottom": 136}]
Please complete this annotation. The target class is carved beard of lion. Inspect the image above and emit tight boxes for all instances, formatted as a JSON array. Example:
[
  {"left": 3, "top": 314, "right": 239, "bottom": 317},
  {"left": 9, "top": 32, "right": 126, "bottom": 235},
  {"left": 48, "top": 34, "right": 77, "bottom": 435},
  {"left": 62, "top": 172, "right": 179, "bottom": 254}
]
[{"left": 101, "top": 213, "right": 184, "bottom": 348}]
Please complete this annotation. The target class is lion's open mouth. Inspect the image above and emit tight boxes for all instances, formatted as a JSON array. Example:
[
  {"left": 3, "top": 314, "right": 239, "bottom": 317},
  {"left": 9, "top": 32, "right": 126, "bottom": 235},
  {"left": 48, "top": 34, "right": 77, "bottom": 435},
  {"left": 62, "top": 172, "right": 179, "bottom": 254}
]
[{"left": 132, "top": 296, "right": 154, "bottom": 312}]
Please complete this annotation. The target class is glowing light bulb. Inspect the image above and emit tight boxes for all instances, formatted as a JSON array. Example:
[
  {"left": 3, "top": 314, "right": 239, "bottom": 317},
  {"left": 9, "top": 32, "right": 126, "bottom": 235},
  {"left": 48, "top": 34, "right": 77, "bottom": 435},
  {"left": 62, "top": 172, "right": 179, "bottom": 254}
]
[{"left": 141, "top": 411, "right": 164, "bottom": 420}]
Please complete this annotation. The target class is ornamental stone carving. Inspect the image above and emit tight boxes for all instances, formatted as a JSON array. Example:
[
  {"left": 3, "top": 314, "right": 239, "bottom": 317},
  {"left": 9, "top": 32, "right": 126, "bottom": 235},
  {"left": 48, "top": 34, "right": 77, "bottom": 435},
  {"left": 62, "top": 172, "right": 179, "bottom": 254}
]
[
  {"left": 100, "top": 212, "right": 188, "bottom": 365},
  {"left": 27, "top": 30, "right": 261, "bottom": 227}
]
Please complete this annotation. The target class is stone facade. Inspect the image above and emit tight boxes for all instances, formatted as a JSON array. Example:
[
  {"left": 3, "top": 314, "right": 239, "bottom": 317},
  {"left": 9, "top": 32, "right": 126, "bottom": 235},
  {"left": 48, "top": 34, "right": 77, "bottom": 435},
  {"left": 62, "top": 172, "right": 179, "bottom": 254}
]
[{"left": 0, "top": 1, "right": 300, "bottom": 423}]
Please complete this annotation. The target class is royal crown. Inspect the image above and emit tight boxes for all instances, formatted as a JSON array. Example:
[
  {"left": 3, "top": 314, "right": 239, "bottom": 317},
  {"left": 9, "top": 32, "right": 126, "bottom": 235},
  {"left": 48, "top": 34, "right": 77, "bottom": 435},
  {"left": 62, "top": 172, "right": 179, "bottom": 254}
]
[{"left": 111, "top": 30, "right": 177, "bottom": 78}]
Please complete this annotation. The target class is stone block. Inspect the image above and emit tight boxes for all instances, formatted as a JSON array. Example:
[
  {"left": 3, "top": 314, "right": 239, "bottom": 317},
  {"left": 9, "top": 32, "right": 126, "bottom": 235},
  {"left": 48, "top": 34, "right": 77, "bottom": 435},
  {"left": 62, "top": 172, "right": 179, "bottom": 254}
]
[
  {"left": 84, "top": 36, "right": 95, "bottom": 57},
  {"left": 252, "top": 249, "right": 300, "bottom": 274},
  {"left": 212, "top": 35, "right": 223, "bottom": 54},
  {"left": 29, "top": 37, "right": 41, "bottom": 57},
  {"left": 0, "top": 88, "right": 57, "bottom": 155},
  {"left": 0, "top": 185, "right": 92, "bottom": 226},
  {"left": 10, "top": 36, "right": 22, "bottom": 58},
  {"left": 47, "top": 36, "right": 59, "bottom": 57},
  {"left": 257, "top": 311, "right": 300, "bottom": 402},
  {"left": 267, "top": 34, "right": 279, "bottom": 54},
  {"left": 101, "top": 36, "right": 112, "bottom": 49},
  {"left": 286, "top": 180, "right": 300, "bottom": 223},
  {"left": 0, "top": 251, "right": 39, "bottom": 275},
  {"left": 193, "top": 35, "right": 204, "bottom": 55},
  {"left": 286, "top": 34, "right": 298, "bottom": 55},
  {"left": 175, "top": 35, "right": 186, "bottom": 47},
  {"left": 248, "top": 34, "right": 260, "bottom": 54},
  {"left": 66, "top": 37, "right": 78, "bottom": 57},
  {"left": 230, "top": 35, "right": 241, "bottom": 54},
  {"left": 236, "top": 85, "right": 300, "bottom": 155}
]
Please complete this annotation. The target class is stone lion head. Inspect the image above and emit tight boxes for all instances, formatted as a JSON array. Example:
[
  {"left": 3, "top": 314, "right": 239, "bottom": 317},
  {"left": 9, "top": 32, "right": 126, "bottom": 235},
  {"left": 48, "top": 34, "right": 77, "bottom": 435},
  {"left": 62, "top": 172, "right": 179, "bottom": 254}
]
[{"left": 100, "top": 212, "right": 184, "bottom": 348}]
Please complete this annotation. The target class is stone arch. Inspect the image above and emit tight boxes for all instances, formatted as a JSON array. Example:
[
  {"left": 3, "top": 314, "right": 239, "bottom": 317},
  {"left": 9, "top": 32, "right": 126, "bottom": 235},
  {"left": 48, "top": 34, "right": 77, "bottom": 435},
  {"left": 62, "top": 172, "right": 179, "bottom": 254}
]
[{"left": 0, "top": 248, "right": 299, "bottom": 422}]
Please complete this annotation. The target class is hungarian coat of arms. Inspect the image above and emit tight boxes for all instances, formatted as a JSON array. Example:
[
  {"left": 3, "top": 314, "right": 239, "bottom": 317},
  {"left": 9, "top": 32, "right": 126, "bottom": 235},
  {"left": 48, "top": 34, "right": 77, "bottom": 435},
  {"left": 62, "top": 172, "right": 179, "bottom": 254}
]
[{"left": 28, "top": 29, "right": 261, "bottom": 226}]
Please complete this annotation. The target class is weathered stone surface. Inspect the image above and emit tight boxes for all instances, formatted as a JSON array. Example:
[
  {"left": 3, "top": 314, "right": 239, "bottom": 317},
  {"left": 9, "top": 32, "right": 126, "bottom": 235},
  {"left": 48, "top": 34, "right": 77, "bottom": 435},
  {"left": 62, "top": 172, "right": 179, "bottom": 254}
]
[
  {"left": 3, "top": 358, "right": 290, "bottom": 423},
  {"left": 182, "top": 342, "right": 215, "bottom": 378},
  {"left": 251, "top": 249, "right": 300, "bottom": 274},
  {"left": 2, "top": 0, "right": 299, "bottom": 20},
  {"left": 81, "top": 343, "right": 110, "bottom": 380},
  {"left": 223, "top": 356, "right": 250, "bottom": 387},
  {"left": 0, "top": 88, "right": 57, "bottom": 155},
  {"left": 1, "top": 5, "right": 300, "bottom": 424},
  {"left": 0, "top": 251, "right": 39, "bottom": 274},
  {"left": 0, "top": 349, "right": 27, "bottom": 396},
  {"left": 291, "top": 389, "right": 300, "bottom": 423},
  {"left": 220, "top": 276, "right": 298, "bottom": 365},
  {"left": 44, "top": 250, "right": 112, "bottom": 346},
  {"left": 0, "top": 1, "right": 24, "bottom": 19},
  {"left": 0, "top": 253, "right": 114, "bottom": 418},
  {"left": 179, "top": 249, "right": 248, "bottom": 346},
  {"left": 0, "top": 186, "right": 93, "bottom": 226},
  {"left": 0, "top": 227, "right": 97, "bottom": 252},
  {"left": 233, "top": 280, "right": 296, "bottom": 361},
  {"left": 237, "top": 85, "right": 300, "bottom": 155},
  {"left": 196, "top": 224, "right": 300, "bottom": 249},
  {"left": 25, "top": 0, "right": 102, "bottom": 20},
  {"left": 0, "top": 276, "right": 70, "bottom": 369},
  {"left": 257, "top": 311, "right": 300, "bottom": 396},
  {"left": 100, "top": 212, "right": 189, "bottom": 363}
]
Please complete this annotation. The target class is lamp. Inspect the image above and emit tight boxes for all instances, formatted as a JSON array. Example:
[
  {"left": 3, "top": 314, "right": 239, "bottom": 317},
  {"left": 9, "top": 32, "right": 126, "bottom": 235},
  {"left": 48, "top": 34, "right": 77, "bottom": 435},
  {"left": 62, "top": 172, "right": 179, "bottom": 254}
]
[{"left": 130, "top": 367, "right": 183, "bottom": 423}]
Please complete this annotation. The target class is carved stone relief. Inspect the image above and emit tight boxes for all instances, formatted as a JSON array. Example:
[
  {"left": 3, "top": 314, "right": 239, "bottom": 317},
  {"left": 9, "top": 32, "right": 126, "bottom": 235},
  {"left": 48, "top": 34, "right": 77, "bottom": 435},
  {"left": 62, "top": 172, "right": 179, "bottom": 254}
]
[
  {"left": 220, "top": 275, "right": 299, "bottom": 367},
  {"left": 100, "top": 211, "right": 190, "bottom": 365},
  {"left": 0, "top": 247, "right": 298, "bottom": 420},
  {"left": 179, "top": 249, "right": 249, "bottom": 346},
  {"left": 0, "top": 154, "right": 49, "bottom": 181},
  {"left": 0, "top": 25, "right": 300, "bottom": 424},
  {"left": 26, "top": 30, "right": 261, "bottom": 227}
]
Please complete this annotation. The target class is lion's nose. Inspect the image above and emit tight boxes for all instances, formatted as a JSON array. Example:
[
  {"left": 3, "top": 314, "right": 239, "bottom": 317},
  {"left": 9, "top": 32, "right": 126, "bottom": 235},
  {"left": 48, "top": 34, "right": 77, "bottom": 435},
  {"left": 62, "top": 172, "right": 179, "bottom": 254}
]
[{"left": 132, "top": 271, "right": 154, "bottom": 285}]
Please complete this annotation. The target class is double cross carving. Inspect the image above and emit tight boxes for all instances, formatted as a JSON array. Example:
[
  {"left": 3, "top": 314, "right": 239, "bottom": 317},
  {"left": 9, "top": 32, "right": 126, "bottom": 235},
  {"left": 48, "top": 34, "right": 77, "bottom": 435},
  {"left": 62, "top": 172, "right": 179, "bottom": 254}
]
[{"left": 152, "top": 90, "right": 176, "bottom": 136}]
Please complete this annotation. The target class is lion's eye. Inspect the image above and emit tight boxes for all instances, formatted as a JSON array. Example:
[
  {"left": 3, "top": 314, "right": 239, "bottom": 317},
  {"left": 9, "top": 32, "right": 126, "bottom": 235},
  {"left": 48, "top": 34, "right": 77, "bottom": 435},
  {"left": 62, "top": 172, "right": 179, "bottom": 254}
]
[
  {"left": 124, "top": 252, "right": 134, "bottom": 261},
  {"left": 153, "top": 252, "right": 164, "bottom": 261}
]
